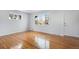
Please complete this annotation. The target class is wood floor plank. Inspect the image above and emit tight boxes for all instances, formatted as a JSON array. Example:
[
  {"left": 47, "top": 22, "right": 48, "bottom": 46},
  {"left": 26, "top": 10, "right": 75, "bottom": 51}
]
[{"left": 0, "top": 31, "right": 79, "bottom": 49}]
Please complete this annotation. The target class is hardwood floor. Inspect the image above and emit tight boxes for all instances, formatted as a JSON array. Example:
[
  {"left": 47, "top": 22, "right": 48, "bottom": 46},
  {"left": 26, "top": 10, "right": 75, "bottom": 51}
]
[{"left": 0, "top": 31, "right": 79, "bottom": 49}]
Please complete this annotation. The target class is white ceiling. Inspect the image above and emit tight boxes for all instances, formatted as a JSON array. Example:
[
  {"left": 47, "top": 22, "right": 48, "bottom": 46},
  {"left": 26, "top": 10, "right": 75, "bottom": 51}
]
[{"left": 19, "top": 10, "right": 42, "bottom": 13}]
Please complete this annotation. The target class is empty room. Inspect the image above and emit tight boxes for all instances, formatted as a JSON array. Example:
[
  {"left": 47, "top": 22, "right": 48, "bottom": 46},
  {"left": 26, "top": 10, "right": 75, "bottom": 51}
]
[{"left": 0, "top": 10, "right": 79, "bottom": 49}]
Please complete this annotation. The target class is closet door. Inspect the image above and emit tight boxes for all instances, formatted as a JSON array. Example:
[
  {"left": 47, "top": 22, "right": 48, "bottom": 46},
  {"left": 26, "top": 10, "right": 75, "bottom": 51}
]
[
  {"left": 49, "top": 12, "right": 64, "bottom": 36},
  {"left": 64, "top": 12, "right": 79, "bottom": 37}
]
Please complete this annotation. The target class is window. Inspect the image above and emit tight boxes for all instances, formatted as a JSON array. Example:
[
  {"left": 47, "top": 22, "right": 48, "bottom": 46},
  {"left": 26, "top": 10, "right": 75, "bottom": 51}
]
[
  {"left": 34, "top": 14, "right": 49, "bottom": 25},
  {"left": 9, "top": 13, "right": 21, "bottom": 20}
]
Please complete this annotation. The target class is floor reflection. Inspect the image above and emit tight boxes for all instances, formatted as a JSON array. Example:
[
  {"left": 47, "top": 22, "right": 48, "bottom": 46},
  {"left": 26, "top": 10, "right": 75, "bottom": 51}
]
[
  {"left": 10, "top": 41, "right": 23, "bottom": 49},
  {"left": 35, "top": 36, "right": 49, "bottom": 49}
]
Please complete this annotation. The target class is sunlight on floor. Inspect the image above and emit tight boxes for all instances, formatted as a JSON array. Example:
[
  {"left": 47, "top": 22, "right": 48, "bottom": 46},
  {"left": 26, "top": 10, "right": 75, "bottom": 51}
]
[{"left": 35, "top": 36, "right": 49, "bottom": 49}]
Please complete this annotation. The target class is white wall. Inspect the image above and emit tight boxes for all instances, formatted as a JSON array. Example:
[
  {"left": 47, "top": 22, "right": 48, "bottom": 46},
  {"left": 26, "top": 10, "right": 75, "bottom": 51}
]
[
  {"left": 64, "top": 11, "right": 79, "bottom": 37},
  {"left": 29, "top": 10, "right": 79, "bottom": 37},
  {"left": 29, "top": 11, "right": 64, "bottom": 36},
  {"left": 0, "top": 10, "right": 29, "bottom": 36},
  {"left": 0, "top": 10, "right": 79, "bottom": 37}
]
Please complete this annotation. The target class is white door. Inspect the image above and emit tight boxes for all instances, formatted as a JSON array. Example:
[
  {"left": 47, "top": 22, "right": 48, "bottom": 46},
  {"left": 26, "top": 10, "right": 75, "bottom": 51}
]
[
  {"left": 64, "top": 12, "right": 79, "bottom": 37},
  {"left": 49, "top": 12, "right": 64, "bottom": 35}
]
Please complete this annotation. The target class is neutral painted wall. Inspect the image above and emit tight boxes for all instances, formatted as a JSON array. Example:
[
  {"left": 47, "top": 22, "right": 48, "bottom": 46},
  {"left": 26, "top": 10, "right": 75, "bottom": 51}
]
[
  {"left": 0, "top": 10, "right": 79, "bottom": 37},
  {"left": 64, "top": 11, "right": 79, "bottom": 37},
  {"left": 0, "top": 10, "right": 29, "bottom": 36},
  {"left": 29, "top": 11, "right": 64, "bottom": 36},
  {"left": 29, "top": 10, "right": 79, "bottom": 37}
]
